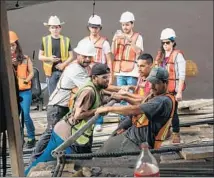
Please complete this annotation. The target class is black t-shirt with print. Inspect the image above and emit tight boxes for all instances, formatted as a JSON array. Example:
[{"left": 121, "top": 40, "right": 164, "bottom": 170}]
[
  {"left": 125, "top": 95, "right": 173, "bottom": 148},
  {"left": 41, "top": 37, "right": 72, "bottom": 72}
]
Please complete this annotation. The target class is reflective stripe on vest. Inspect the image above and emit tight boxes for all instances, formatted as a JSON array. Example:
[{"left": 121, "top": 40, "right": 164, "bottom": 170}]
[
  {"left": 154, "top": 94, "right": 176, "bottom": 149},
  {"left": 113, "top": 32, "right": 139, "bottom": 73},
  {"left": 71, "top": 81, "right": 101, "bottom": 145},
  {"left": 16, "top": 57, "right": 31, "bottom": 90},
  {"left": 94, "top": 36, "right": 107, "bottom": 63},
  {"left": 42, "top": 35, "right": 70, "bottom": 76}
]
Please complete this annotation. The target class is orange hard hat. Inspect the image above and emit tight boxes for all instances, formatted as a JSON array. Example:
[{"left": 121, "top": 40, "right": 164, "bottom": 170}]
[{"left": 9, "top": 31, "right": 19, "bottom": 44}]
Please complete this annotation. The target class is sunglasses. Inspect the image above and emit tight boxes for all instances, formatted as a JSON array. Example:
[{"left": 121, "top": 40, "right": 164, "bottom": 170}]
[{"left": 161, "top": 41, "right": 171, "bottom": 45}]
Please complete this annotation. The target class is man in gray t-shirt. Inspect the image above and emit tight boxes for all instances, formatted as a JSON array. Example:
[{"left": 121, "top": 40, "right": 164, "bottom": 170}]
[{"left": 96, "top": 67, "right": 175, "bottom": 151}]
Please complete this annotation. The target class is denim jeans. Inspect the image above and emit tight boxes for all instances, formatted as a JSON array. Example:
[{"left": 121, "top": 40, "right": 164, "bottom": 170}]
[
  {"left": 19, "top": 90, "right": 35, "bottom": 140},
  {"left": 116, "top": 76, "right": 138, "bottom": 121},
  {"left": 95, "top": 116, "right": 104, "bottom": 125},
  {"left": 31, "top": 105, "right": 69, "bottom": 162},
  {"left": 46, "top": 70, "right": 62, "bottom": 97},
  {"left": 25, "top": 131, "right": 72, "bottom": 176},
  {"left": 172, "top": 101, "right": 180, "bottom": 133}
]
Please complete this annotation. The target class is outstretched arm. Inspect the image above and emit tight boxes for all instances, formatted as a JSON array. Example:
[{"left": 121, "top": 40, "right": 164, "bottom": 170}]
[{"left": 96, "top": 105, "right": 142, "bottom": 116}]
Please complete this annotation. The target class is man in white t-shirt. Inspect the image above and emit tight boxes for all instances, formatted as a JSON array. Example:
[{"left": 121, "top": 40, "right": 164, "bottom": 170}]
[
  {"left": 31, "top": 39, "right": 96, "bottom": 158},
  {"left": 82, "top": 14, "right": 114, "bottom": 131},
  {"left": 111, "top": 11, "right": 144, "bottom": 121}
]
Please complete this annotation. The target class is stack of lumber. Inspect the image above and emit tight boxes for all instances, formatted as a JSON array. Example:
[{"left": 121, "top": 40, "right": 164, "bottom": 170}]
[{"left": 178, "top": 98, "right": 213, "bottom": 124}]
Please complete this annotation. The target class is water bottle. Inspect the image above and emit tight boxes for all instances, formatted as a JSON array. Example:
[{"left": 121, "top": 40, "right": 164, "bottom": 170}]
[{"left": 134, "top": 142, "right": 160, "bottom": 177}]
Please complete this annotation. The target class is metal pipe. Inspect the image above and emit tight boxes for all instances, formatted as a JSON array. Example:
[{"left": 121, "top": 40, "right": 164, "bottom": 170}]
[{"left": 52, "top": 100, "right": 117, "bottom": 157}]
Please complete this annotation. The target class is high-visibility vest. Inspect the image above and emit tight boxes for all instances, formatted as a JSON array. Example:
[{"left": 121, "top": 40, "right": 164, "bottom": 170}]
[
  {"left": 42, "top": 35, "right": 70, "bottom": 76},
  {"left": 15, "top": 57, "right": 32, "bottom": 91},
  {"left": 68, "top": 80, "right": 101, "bottom": 146},
  {"left": 86, "top": 36, "right": 107, "bottom": 64},
  {"left": 155, "top": 49, "right": 186, "bottom": 93},
  {"left": 132, "top": 93, "right": 176, "bottom": 149},
  {"left": 112, "top": 32, "right": 139, "bottom": 73}
]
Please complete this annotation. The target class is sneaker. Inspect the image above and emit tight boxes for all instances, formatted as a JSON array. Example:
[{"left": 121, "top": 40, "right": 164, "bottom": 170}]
[
  {"left": 171, "top": 132, "right": 181, "bottom": 144},
  {"left": 25, "top": 139, "right": 36, "bottom": 149},
  {"left": 95, "top": 125, "right": 102, "bottom": 132}
]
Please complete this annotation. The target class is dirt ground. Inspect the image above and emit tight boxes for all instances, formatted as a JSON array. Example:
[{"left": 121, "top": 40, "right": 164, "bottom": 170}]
[{"left": 7, "top": 1, "right": 213, "bottom": 101}]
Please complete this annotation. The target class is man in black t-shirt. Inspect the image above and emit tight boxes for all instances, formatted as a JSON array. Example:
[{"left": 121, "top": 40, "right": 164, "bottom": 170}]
[
  {"left": 39, "top": 16, "right": 73, "bottom": 96},
  {"left": 96, "top": 67, "right": 175, "bottom": 151}
]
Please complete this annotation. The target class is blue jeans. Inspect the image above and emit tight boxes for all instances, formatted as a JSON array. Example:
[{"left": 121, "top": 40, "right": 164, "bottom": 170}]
[
  {"left": 46, "top": 70, "right": 62, "bottom": 97},
  {"left": 19, "top": 90, "right": 35, "bottom": 140},
  {"left": 25, "top": 131, "right": 72, "bottom": 176},
  {"left": 95, "top": 116, "right": 103, "bottom": 125},
  {"left": 116, "top": 76, "right": 138, "bottom": 121}
]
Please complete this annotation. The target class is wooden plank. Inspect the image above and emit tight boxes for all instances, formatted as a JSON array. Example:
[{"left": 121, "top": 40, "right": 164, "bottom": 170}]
[
  {"left": 178, "top": 109, "right": 213, "bottom": 115},
  {"left": 178, "top": 99, "right": 213, "bottom": 110},
  {"left": 180, "top": 146, "right": 214, "bottom": 160},
  {"left": 189, "top": 100, "right": 213, "bottom": 111},
  {"left": 180, "top": 114, "right": 213, "bottom": 121},
  {"left": 0, "top": 0, "right": 24, "bottom": 176},
  {"left": 180, "top": 126, "right": 200, "bottom": 134},
  {"left": 160, "top": 152, "right": 181, "bottom": 162},
  {"left": 160, "top": 159, "right": 206, "bottom": 164},
  {"left": 200, "top": 106, "right": 213, "bottom": 110}
]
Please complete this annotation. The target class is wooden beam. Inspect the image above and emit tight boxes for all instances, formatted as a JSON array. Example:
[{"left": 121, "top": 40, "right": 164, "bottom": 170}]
[
  {"left": 0, "top": 0, "right": 24, "bottom": 176},
  {"left": 180, "top": 146, "right": 214, "bottom": 160}
]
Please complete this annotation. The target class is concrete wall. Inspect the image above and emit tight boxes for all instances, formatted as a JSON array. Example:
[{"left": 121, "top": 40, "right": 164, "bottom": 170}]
[{"left": 7, "top": 1, "right": 213, "bottom": 100}]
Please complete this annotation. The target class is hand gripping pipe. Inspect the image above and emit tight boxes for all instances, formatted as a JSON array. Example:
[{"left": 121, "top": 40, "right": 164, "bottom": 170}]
[{"left": 51, "top": 100, "right": 117, "bottom": 158}]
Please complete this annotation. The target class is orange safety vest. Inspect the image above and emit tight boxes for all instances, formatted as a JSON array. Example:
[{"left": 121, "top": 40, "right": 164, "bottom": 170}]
[
  {"left": 112, "top": 32, "right": 140, "bottom": 73},
  {"left": 155, "top": 49, "right": 186, "bottom": 93},
  {"left": 88, "top": 36, "right": 107, "bottom": 64},
  {"left": 42, "top": 35, "right": 70, "bottom": 76},
  {"left": 16, "top": 57, "right": 32, "bottom": 91},
  {"left": 68, "top": 87, "right": 78, "bottom": 108},
  {"left": 132, "top": 93, "right": 176, "bottom": 149}
]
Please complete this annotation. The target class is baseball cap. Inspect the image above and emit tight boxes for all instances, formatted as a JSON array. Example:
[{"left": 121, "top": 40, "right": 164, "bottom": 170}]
[
  {"left": 91, "top": 63, "right": 110, "bottom": 76},
  {"left": 146, "top": 67, "right": 169, "bottom": 84}
]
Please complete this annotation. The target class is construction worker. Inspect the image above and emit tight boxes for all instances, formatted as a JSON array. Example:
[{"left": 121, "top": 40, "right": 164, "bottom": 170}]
[
  {"left": 105, "top": 53, "right": 154, "bottom": 136},
  {"left": 25, "top": 63, "right": 111, "bottom": 176},
  {"left": 39, "top": 16, "right": 73, "bottom": 97},
  {"left": 9, "top": 31, "right": 36, "bottom": 148},
  {"left": 83, "top": 14, "right": 114, "bottom": 132},
  {"left": 128, "top": 53, "right": 153, "bottom": 99},
  {"left": 154, "top": 28, "right": 186, "bottom": 143},
  {"left": 31, "top": 39, "right": 94, "bottom": 159},
  {"left": 111, "top": 11, "right": 144, "bottom": 121},
  {"left": 96, "top": 67, "right": 175, "bottom": 151}
]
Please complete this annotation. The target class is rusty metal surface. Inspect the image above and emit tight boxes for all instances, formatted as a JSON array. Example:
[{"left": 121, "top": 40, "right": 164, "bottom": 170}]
[{"left": 6, "top": 1, "right": 213, "bottom": 101}]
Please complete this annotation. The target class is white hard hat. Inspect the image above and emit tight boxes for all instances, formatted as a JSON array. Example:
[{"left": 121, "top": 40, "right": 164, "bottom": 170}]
[
  {"left": 88, "top": 15, "right": 102, "bottom": 26},
  {"left": 160, "top": 28, "right": 176, "bottom": 40},
  {"left": 119, "top": 11, "right": 135, "bottom": 23},
  {"left": 43, "top": 16, "right": 65, "bottom": 26},
  {"left": 74, "top": 39, "right": 96, "bottom": 57}
]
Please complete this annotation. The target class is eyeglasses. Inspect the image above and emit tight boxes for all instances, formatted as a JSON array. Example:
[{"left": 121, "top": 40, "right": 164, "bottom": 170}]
[{"left": 161, "top": 41, "right": 171, "bottom": 45}]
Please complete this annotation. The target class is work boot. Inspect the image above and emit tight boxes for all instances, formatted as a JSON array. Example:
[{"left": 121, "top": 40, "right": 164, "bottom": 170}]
[
  {"left": 25, "top": 139, "right": 36, "bottom": 149},
  {"left": 171, "top": 132, "right": 181, "bottom": 144}
]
